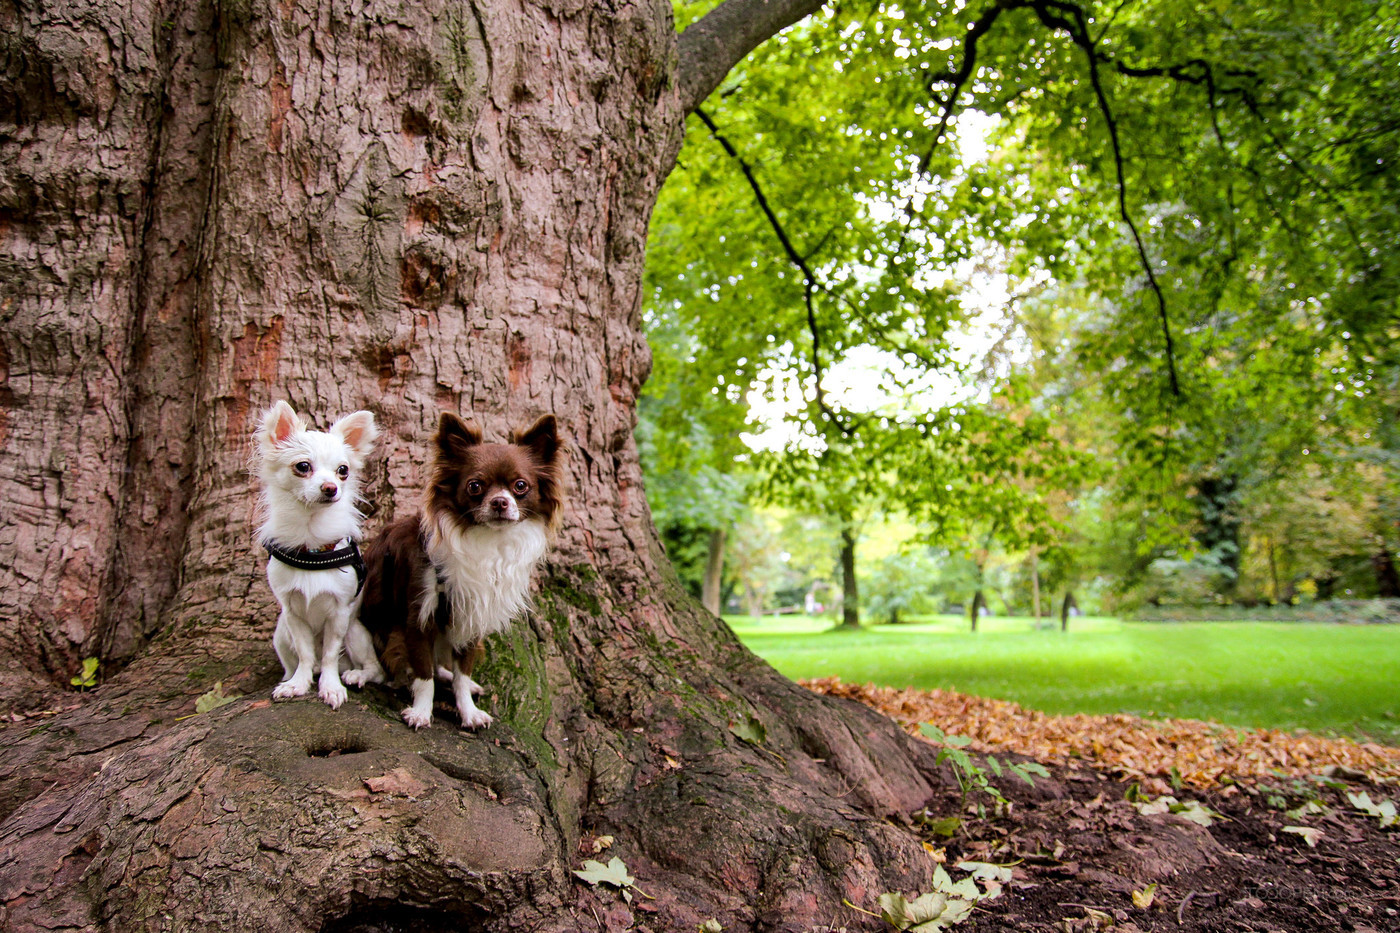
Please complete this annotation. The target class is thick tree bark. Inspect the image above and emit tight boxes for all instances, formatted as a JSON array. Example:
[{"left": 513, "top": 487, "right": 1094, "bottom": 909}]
[
  {"left": 701, "top": 526, "right": 726, "bottom": 616},
  {"left": 0, "top": 0, "right": 947, "bottom": 929}
]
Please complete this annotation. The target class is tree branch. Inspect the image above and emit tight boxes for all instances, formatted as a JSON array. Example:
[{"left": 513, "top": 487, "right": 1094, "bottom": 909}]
[
  {"left": 1026, "top": 0, "right": 1182, "bottom": 397},
  {"left": 677, "top": 0, "right": 830, "bottom": 113},
  {"left": 693, "top": 106, "right": 853, "bottom": 434}
]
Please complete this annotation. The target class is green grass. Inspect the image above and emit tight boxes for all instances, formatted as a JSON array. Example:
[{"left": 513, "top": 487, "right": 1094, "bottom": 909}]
[{"left": 727, "top": 614, "right": 1400, "bottom": 744}]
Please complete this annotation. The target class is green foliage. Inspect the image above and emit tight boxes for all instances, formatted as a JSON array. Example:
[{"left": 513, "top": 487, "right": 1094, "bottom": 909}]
[
  {"left": 918, "top": 723, "right": 1048, "bottom": 819},
  {"left": 644, "top": 0, "right": 1400, "bottom": 617}
]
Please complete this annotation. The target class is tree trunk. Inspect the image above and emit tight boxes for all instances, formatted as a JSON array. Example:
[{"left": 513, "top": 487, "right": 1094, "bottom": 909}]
[
  {"left": 0, "top": 1, "right": 946, "bottom": 930},
  {"left": 1060, "top": 591, "right": 1078, "bottom": 632},
  {"left": 840, "top": 526, "right": 860, "bottom": 628},
  {"left": 1267, "top": 537, "right": 1281, "bottom": 603},
  {"left": 1373, "top": 544, "right": 1400, "bottom": 598},
  {"left": 970, "top": 589, "right": 986, "bottom": 632},
  {"left": 1029, "top": 545, "right": 1041, "bottom": 619},
  {"left": 701, "top": 527, "right": 726, "bottom": 616}
]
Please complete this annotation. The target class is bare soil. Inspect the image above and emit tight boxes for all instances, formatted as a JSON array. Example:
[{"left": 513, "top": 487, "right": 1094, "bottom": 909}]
[{"left": 936, "top": 759, "right": 1400, "bottom": 933}]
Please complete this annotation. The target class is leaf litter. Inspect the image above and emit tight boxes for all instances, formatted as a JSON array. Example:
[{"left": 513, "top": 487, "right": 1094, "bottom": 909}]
[
  {"left": 804, "top": 677, "right": 1400, "bottom": 933},
  {"left": 803, "top": 677, "right": 1400, "bottom": 790}
]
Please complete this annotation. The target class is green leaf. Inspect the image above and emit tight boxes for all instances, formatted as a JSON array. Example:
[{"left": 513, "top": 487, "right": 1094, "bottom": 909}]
[
  {"left": 572, "top": 856, "right": 634, "bottom": 889},
  {"left": 195, "top": 681, "right": 241, "bottom": 714},
  {"left": 699, "top": 920, "right": 724, "bottom": 933},
  {"left": 923, "top": 815, "right": 962, "bottom": 837},
  {"left": 70, "top": 657, "right": 99, "bottom": 689},
  {"left": 1284, "top": 801, "right": 1327, "bottom": 821},
  {"left": 727, "top": 715, "right": 766, "bottom": 746}
]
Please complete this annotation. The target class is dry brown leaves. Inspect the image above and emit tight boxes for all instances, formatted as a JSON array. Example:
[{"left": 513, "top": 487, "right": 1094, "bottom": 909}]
[{"left": 803, "top": 677, "right": 1400, "bottom": 791}]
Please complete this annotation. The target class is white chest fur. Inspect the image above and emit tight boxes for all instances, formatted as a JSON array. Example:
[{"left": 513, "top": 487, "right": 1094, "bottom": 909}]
[{"left": 423, "top": 519, "right": 548, "bottom": 648}]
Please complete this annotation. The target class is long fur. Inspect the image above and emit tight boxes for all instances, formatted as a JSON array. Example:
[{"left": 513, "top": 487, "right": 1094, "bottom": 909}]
[
  {"left": 254, "top": 400, "right": 385, "bottom": 709},
  {"left": 359, "top": 412, "right": 563, "bottom": 730}
]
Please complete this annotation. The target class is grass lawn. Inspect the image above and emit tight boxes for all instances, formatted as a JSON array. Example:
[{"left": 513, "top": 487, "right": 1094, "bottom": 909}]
[{"left": 727, "top": 614, "right": 1400, "bottom": 744}]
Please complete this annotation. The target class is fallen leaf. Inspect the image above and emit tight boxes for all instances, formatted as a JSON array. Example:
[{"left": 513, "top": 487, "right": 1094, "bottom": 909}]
[
  {"left": 1282, "top": 825, "right": 1323, "bottom": 847},
  {"left": 195, "top": 682, "right": 241, "bottom": 714},
  {"left": 573, "top": 856, "right": 634, "bottom": 890},
  {"left": 1169, "top": 799, "right": 1221, "bottom": 827},
  {"left": 1131, "top": 882, "right": 1157, "bottom": 909},
  {"left": 878, "top": 890, "right": 973, "bottom": 931},
  {"left": 1347, "top": 790, "right": 1399, "bottom": 828},
  {"left": 699, "top": 920, "right": 723, "bottom": 933},
  {"left": 591, "top": 834, "right": 615, "bottom": 853}
]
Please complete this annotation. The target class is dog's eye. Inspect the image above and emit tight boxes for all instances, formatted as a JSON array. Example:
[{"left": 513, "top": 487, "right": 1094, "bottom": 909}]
[
  {"left": 336, "top": 465, "right": 349, "bottom": 480},
  {"left": 293, "top": 461, "right": 312, "bottom": 476},
  {"left": 466, "top": 480, "right": 483, "bottom": 496},
  {"left": 512, "top": 479, "right": 530, "bottom": 496}
]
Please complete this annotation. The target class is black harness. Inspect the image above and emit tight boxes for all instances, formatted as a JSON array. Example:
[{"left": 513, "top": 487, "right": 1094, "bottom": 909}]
[{"left": 263, "top": 539, "right": 367, "bottom": 596}]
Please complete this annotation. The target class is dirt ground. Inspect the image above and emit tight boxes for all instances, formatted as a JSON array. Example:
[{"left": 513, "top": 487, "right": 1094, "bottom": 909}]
[
  {"left": 809, "top": 679, "right": 1400, "bottom": 933},
  {"left": 914, "top": 760, "right": 1400, "bottom": 933}
]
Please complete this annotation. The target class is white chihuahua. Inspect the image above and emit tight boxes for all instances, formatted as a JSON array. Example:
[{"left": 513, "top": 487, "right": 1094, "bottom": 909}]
[{"left": 255, "top": 400, "right": 385, "bottom": 708}]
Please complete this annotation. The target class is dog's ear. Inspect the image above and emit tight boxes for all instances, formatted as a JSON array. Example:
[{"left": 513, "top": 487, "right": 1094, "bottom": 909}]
[
  {"left": 259, "top": 400, "right": 303, "bottom": 449},
  {"left": 331, "top": 410, "right": 379, "bottom": 463},
  {"left": 512, "top": 414, "right": 559, "bottom": 465},
  {"left": 436, "top": 412, "right": 482, "bottom": 459}
]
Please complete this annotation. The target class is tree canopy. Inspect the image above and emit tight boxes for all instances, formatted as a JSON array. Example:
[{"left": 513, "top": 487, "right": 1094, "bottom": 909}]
[{"left": 642, "top": 0, "right": 1400, "bottom": 613}]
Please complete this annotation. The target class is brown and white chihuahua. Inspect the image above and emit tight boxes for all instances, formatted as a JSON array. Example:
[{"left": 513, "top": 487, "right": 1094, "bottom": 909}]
[{"left": 359, "top": 412, "right": 562, "bottom": 729}]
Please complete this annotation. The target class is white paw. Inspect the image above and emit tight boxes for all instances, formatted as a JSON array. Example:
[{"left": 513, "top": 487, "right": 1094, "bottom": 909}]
[
  {"left": 402, "top": 707, "right": 433, "bottom": 730},
  {"left": 463, "top": 676, "right": 485, "bottom": 697},
  {"left": 458, "top": 708, "right": 493, "bottom": 730},
  {"left": 342, "top": 669, "right": 378, "bottom": 688},
  {"left": 273, "top": 680, "right": 309, "bottom": 700},
  {"left": 435, "top": 665, "right": 455, "bottom": 682},
  {"left": 319, "top": 679, "right": 347, "bottom": 710}
]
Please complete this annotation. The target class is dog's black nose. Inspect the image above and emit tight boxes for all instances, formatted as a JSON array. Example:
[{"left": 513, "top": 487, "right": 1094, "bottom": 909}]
[
  {"left": 321, "top": 482, "right": 339, "bottom": 499},
  {"left": 490, "top": 495, "right": 510, "bottom": 512}
]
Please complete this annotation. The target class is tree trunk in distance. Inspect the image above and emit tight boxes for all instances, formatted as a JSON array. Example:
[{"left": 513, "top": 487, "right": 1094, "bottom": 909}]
[
  {"left": 702, "top": 527, "right": 727, "bottom": 617},
  {"left": 840, "top": 526, "right": 860, "bottom": 628},
  {"left": 1029, "top": 545, "right": 1042, "bottom": 619},
  {"left": 0, "top": 1, "right": 947, "bottom": 930},
  {"left": 970, "top": 589, "right": 986, "bottom": 632},
  {"left": 1268, "top": 537, "right": 1281, "bottom": 603},
  {"left": 1061, "top": 591, "right": 1079, "bottom": 632},
  {"left": 1373, "top": 545, "right": 1400, "bottom": 598}
]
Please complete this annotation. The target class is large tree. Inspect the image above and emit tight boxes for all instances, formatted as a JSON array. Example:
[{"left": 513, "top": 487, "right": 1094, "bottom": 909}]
[
  {"left": 1, "top": 1, "right": 1394, "bottom": 931},
  {"left": 0, "top": 0, "right": 943, "bottom": 929}
]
